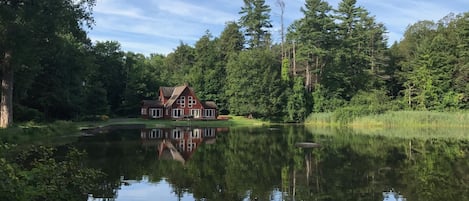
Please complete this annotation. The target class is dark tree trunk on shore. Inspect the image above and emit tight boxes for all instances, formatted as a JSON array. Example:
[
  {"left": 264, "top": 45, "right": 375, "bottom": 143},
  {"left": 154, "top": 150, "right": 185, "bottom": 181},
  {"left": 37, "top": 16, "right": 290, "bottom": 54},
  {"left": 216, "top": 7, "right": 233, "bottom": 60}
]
[{"left": 1, "top": 51, "right": 13, "bottom": 128}]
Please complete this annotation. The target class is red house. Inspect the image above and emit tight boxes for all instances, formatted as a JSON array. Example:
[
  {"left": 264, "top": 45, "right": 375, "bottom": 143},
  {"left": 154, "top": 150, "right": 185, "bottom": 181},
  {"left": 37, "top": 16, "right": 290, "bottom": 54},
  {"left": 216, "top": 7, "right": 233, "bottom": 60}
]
[{"left": 141, "top": 84, "right": 217, "bottom": 119}]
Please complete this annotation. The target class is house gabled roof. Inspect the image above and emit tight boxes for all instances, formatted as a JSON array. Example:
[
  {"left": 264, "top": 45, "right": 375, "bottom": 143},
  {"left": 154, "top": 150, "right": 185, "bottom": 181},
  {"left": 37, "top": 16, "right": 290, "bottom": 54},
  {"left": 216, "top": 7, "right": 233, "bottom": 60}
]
[{"left": 164, "top": 85, "right": 188, "bottom": 107}]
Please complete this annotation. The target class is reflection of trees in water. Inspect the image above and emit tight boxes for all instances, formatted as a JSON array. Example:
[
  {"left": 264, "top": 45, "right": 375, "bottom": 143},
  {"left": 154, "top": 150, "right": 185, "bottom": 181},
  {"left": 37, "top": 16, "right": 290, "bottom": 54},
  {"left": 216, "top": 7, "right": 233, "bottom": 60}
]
[
  {"left": 281, "top": 128, "right": 469, "bottom": 201},
  {"left": 78, "top": 127, "right": 469, "bottom": 201}
]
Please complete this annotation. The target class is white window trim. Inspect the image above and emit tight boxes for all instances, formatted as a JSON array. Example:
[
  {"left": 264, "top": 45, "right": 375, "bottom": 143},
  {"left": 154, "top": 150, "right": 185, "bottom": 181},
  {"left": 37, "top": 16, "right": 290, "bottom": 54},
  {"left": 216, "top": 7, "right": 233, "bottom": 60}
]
[
  {"left": 204, "top": 128, "right": 215, "bottom": 137},
  {"left": 172, "top": 129, "right": 181, "bottom": 139},
  {"left": 193, "top": 129, "right": 201, "bottom": 138},
  {"left": 188, "top": 96, "right": 196, "bottom": 108},
  {"left": 141, "top": 108, "right": 147, "bottom": 115},
  {"left": 179, "top": 96, "right": 186, "bottom": 108},
  {"left": 190, "top": 109, "right": 201, "bottom": 118},
  {"left": 203, "top": 109, "right": 215, "bottom": 117},
  {"left": 149, "top": 108, "right": 163, "bottom": 118},
  {"left": 172, "top": 108, "right": 183, "bottom": 118},
  {"left": 150, "top": 129, "right": 162, "bottom": 138}
]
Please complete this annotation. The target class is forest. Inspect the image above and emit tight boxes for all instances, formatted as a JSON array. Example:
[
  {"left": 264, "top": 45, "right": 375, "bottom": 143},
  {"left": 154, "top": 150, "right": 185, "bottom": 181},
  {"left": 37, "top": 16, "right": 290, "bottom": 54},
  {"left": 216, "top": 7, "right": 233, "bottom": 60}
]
[{"left": 1, "top": 0, "right": 468, "bottom": 127}]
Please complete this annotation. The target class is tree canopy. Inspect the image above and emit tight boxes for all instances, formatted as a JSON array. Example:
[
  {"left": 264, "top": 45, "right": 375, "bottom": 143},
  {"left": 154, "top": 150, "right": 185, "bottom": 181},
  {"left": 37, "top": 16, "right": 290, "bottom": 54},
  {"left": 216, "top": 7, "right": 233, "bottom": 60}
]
[{"left": 1, "top": 0, "right": 468, "bottom": 124}]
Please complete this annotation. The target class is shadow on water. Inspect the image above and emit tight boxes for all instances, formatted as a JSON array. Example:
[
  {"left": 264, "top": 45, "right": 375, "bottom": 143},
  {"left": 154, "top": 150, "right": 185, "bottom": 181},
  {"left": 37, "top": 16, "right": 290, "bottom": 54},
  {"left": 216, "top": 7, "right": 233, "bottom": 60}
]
[{"left": 76, "top": 126, "right": 469, "bottom": 201}]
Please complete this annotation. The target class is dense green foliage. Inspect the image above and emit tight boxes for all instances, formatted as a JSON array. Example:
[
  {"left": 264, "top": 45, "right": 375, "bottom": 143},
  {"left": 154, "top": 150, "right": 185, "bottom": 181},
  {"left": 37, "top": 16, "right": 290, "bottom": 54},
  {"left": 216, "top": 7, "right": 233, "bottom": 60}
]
[
  {"left": 1, "top": 0, "right": 468, "bottom": 124},
  {"left": 0, "top": 145, "right": 103, "bottom": 201}
]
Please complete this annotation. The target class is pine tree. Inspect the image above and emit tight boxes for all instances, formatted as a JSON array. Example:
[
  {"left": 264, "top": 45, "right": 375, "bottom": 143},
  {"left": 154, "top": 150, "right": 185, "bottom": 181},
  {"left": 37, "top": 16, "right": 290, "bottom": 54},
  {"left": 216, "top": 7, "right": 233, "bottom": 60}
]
[{"left": 239, "top": 0, "right": 273, "bottom": 48}]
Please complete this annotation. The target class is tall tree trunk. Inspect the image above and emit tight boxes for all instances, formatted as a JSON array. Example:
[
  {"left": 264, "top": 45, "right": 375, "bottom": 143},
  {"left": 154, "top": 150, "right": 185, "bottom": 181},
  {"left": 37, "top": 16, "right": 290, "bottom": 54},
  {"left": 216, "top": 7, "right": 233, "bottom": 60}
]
[
  {"left": 277, "top": 0, "right": 285, "bottom": 59},
  {"left": 314, "top": 56, "right": 319, "bottom": 86},
  {"left": 292, "top": 41, "right": 297, "bottom": 76},
  {"left": 1, "top": 51, "right": 13, "bottom": 128},
  {"left": 305, "top": 62, "right": 311, "bottom": 92}
]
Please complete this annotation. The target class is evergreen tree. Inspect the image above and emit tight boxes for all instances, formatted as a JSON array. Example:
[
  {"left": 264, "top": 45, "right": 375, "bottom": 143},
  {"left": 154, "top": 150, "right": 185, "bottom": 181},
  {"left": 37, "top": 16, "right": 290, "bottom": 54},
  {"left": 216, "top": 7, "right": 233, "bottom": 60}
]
[
  {"left": 219, "top": 21, "right": 245, "bottom": 59},
  {"left": 191, "top": 31, "right": 224, "bottom": 103},
  {"left": 164, "top": 42, "right": 195, "bottom": 85},
  {"left": 217, "top": 22, "right": 245, "bottom": 112},
  {"left": 92, "top": 41, "right": 126, "bottom": 115},
  {"left": 225, "top": 49, "right": 281, "bottom": 117},
  {"left": 294, "top": 0, "right": 335, "bottom": 91},
  {"left": 239, "top": 0, "right": 273, "bottom": 48},
  {"left": 328, "top": 0, "right": 387, "bottom": 99}
]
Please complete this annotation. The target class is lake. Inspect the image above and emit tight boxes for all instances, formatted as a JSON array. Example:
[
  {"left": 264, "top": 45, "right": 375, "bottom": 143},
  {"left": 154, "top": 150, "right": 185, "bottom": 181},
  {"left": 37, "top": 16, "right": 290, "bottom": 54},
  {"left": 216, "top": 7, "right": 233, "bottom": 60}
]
[{"left": 74, "top": 126, "right": 468, "bottom": 201}]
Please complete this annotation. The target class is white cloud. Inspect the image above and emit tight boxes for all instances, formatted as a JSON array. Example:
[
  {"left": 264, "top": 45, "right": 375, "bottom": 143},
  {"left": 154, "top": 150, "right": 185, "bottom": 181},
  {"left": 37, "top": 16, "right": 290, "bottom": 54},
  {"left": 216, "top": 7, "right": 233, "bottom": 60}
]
[
  {"left": 154, "top": 0, "right": 238, "bottom": 25},
  {"left": 87, "top": 0, "right": 468, "bottom": 55}
]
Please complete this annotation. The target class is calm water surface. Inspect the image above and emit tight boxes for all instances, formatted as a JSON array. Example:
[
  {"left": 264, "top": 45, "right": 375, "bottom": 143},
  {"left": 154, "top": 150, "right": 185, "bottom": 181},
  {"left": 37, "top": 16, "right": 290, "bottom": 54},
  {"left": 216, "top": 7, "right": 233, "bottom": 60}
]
[{"left": 75, "top": 126, "right": 468, "bottom": 201}]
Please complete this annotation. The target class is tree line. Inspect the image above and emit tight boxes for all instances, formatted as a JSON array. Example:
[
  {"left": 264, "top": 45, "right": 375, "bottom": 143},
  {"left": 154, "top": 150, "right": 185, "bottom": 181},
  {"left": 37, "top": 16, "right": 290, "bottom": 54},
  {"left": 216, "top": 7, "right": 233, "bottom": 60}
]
[{"left": 1, "top": 0, "right": 468, "bottom": 126}]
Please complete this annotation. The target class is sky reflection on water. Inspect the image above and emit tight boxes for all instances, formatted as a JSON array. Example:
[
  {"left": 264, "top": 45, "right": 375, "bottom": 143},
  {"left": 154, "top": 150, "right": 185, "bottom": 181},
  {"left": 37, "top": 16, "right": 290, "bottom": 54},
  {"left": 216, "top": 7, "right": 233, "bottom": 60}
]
[
  {"left": 88, "top": 176, "right": 196, "bottom": 201},
  {"left": 81, "top": 126, "right": 468, "bottom": 201}
]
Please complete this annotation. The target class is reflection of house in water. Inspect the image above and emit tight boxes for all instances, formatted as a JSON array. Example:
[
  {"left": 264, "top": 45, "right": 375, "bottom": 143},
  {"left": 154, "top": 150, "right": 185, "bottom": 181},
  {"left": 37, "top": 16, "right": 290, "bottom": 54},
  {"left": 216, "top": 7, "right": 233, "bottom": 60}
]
[{"left": 140, "top": 127, "right": 227, "bottom": 164}]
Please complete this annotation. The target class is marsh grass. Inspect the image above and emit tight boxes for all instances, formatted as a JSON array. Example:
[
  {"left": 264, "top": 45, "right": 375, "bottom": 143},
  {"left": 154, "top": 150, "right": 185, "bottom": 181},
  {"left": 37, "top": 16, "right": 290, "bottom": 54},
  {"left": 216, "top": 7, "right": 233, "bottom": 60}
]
[
  {"left": 304, "top": 112, "right": 337, "bottom": 126},
  {"left": 306, "top": 111, "right": 469, "bottom": 139},
  {"left": 307, "top": 111, "right": 469, "bottom": 128},
  {"left": 350, "top": 111, "right": 469, "bottom": 128}
]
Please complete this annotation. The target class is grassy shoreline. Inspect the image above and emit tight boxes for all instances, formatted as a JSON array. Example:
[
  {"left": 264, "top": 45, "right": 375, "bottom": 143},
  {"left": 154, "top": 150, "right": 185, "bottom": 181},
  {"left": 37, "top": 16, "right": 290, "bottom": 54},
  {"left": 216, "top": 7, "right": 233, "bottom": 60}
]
[
  {"left": 0, "top": 116, "right": 269, "bottom": 144},
  {"left": 305, "top": 111, "right": 469, "bottom": 139},
  {"left": 4, "top": 111, "right": 469, "bottom": 143},
  {"left": 76, "top": 115, "right": 269, "bottom": 129},
  {"left": 306, "top": 110, "right": 469, "bottom": 128}
]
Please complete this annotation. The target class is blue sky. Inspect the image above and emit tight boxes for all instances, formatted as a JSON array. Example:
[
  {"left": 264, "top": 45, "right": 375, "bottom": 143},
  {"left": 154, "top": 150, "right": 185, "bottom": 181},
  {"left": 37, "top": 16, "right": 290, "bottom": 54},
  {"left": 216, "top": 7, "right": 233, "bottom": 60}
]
[{"left": 87, "top": 0, "right": 469, "bottom": 55}]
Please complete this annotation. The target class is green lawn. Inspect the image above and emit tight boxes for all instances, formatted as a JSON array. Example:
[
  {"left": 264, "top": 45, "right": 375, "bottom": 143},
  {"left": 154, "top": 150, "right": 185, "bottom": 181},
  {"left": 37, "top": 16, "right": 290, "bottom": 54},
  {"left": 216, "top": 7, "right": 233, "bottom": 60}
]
[{"left": 76, "top": 115, "right": 269, "bottom": 129}]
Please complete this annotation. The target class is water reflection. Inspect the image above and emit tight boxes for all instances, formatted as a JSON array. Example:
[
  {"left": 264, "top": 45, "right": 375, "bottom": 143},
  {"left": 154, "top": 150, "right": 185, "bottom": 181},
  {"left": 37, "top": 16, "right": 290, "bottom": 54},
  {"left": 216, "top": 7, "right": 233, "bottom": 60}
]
[
  {"left": 140, "top": 127, "right": 225, "bottom": 164},
  {"left": 88, "top": 176, "right": 197, "bottom": 201},
  {"left": 383, "top": 190, "right": 406, "bottom": 201},
  {"left": 76, "top": 126, "right": 469, "bottom": 201}
]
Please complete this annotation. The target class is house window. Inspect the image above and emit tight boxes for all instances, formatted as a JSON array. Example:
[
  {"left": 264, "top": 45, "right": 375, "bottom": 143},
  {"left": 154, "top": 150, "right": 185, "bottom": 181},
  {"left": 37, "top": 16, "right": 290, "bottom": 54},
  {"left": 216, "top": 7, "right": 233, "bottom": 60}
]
[
  {"left": 203, "top": 109, "right": 215, "bottom": 117},
  {"left": 150, "top": 108, "right": 162, "bottom": 118},
  {"left": 204, "top": 128, "right": 215, "bottom": 137},
  {"left": 179, "top": 96, "right": 185, "bottom": 108},
  {"left": 172, "top": 109, "right": 183, "bottom": 118},
  {"left": 141, "top": 108, "right": 147, "bottom": 115},
  {"left": 192, "top": 129, "right": 201, "bottom": 138},
  {"left": 188, "top": 96, "right": 196, "bottom": 107},
  {"left": 190, "top": 109, "right": 201, "bottom": 118},
  {"left": 179, "top": 139, "right": 185, "bottom": 151},
  {"left": 172, "top": 129, "right": 181, "bottom": 139},
  {"left": 150, "top": 129, "right": 162, "bottom": 139}
]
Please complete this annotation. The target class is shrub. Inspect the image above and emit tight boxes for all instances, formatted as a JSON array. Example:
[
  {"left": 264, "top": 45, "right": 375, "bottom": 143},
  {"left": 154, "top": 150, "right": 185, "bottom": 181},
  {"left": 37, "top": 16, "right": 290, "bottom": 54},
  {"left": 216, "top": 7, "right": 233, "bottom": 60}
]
[
  {"left": 13, "top": 104, "right": 44, "bottom": 122},
  {"left": 0, "top": 144, "right": 103, "bottom": 201},
  {"left": 333, "top": 90, "right": 391, "bottom": 123}
]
